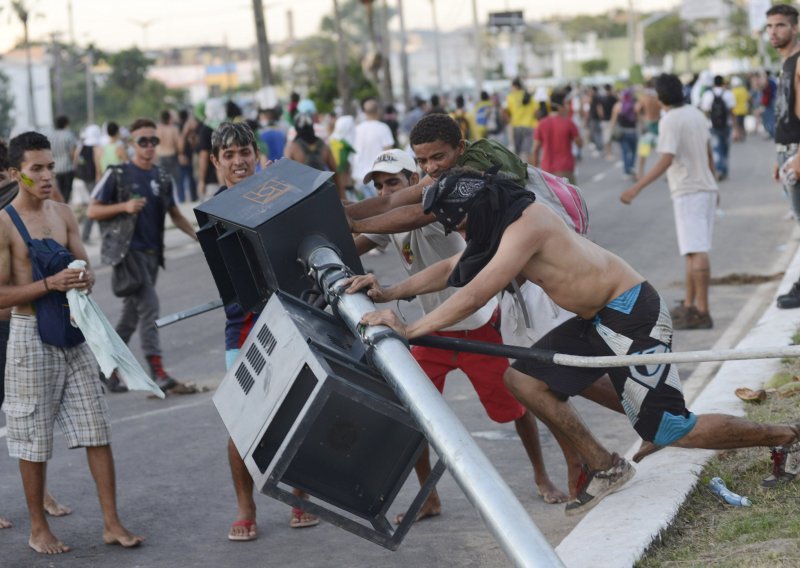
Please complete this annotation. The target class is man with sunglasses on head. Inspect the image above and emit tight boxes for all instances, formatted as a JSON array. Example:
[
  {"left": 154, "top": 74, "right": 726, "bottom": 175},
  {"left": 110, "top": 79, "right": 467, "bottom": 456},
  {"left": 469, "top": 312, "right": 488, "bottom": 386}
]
[{"left": 88, "top": 118, "right": 197, "bottom": 392}]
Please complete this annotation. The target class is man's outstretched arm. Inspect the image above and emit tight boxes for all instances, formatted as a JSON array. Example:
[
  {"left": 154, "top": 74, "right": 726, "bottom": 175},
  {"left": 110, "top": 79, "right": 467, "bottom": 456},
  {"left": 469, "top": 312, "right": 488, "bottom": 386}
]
[
  {"left": 346, "top": 179, "right": 427, "bottom": 220},
  {"left": 361, "top": 217, "right": 537, "bottom": 338},
  {"left": 351, "top": 203, "right": 437, "bottom": 234},
  {"left": 620, "top": 152, "right": 673, "bottom": 204},
  {"left": 344, "top": 253, "right": 461, "bottom": 302}
]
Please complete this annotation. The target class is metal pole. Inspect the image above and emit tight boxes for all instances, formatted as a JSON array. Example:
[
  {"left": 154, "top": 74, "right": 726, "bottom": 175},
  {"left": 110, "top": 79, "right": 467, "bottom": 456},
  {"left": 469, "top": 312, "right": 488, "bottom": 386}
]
[
  {"left": 332, "top": 0, "right": 353, "bottom": 116},
  {"left": 409, "top": 334, "right": 800, "bottom": 368},
  {"left": 380, "top": 0, "right": 394, "bottom": 106},
  {"left": 397, "top": 0, "right": 412, "bottom": 111},
  {"left": 85, "top": 46, "right": 95, "bottom": 125},
  {"left": 304, "top": 243, "right": 564, "bottom": 568},
  {"left": 627, "top": 0, "right": 636, "bottom": 71},
  {"left": 471, "top": 0, "right": 483, "bottom": 100},
  {"left": 252, "top": 0, "right": 274, "bottom": 87},
  {"left": 429, "top": 0, "right": 443, "bottom": 94}
]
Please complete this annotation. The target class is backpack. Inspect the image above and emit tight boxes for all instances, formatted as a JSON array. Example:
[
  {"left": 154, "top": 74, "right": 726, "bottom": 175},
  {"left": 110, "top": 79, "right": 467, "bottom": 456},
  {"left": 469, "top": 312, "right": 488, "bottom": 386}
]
[
  {"left": 458, "top": 139, "right": 589, "bottom": 235},
  {"left": 709, "top": 94, "right": 728, "bottom": 129},
  {"left": 295, "top": 139, "right": 328, "bottom": 171},
  {"left": 75, "top": 144, "right": 96, "bottom": 182}
]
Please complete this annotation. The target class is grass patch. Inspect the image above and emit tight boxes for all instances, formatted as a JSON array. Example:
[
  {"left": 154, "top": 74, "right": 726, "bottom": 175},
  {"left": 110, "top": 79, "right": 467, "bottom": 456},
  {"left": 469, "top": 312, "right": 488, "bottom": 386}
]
[{"left": 636, "top": 374, "right": 800, "bottom": 567}]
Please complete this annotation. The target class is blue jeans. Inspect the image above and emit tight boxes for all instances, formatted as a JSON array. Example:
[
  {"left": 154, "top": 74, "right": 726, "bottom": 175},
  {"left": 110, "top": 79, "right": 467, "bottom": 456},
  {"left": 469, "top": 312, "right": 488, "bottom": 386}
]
[
  {"left": 178, "top": 164, "right": 197, "bottom": 202},
  {"left": 710, "top": 127, "right": 731, "bottom": 177},
  {"left": 778, "top": 149, "right": 800, "bottom": 221},
  {"left": 763, "top": 105, "right": 776, "bottom": 139},
  {"left": 618, "top": 128, "right": 638, "bottom": 175}
]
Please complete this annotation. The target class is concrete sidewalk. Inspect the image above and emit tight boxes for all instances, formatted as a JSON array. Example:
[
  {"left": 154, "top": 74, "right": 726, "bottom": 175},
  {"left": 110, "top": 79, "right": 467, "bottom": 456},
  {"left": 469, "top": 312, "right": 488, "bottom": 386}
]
[{"left": 557, "top": 228, "right": 800, "bottom": 567}]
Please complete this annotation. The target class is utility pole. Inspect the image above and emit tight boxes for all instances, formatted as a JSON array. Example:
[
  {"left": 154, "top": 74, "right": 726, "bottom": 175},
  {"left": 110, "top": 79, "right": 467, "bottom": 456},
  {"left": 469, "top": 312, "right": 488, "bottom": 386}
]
[
  {"left": 627, "top": 0, "right": 636, "bottom": 70},
  {"left": 85, "top": 45, "right": 95, "bottom": 125},
  {"left": 397, "top": 0, "right": 412, "bottom": 110},
  {"left": 50, "top": 33, "right": 64, "bottom": 116},
  {"left": 129, "top": 18, "right": 155, "bottom": 50},
  {"left": 380, "top": 0, "right": 394, "bottom": 106},
  {"left": 472, "top": 0, "right": 483, "bottom": 99},
  {"left": 332, "top": 0, "right": 353, "bottom": 115},
  {"left": 252, "top": 0, "right": 273, "bottom": 87},
  {"left": 12, "top": 1, "right": 38, "bottom": 129},
  {"left": 67, "top": 0, "right": 76, "bottom": 45},
  {"left": 429, "top": 0, "right": 443, "bottom": 94}
]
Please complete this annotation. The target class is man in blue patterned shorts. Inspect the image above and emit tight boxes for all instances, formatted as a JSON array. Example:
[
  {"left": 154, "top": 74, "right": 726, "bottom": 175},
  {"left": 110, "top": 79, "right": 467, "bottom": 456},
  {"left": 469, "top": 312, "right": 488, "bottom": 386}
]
[
  {"left": 0, "top": 132, "right": 143, "bottom": 554},
  {"left": 349, "top": 167, "right": 800, "bottom": 516}
]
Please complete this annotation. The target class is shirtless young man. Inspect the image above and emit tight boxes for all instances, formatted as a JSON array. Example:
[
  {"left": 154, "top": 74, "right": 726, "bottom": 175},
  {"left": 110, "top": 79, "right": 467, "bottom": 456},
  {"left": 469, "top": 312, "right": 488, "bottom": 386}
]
[
  {"left": 636, "top": 80, "right": 662, "bottom": 181},
  {"left": 0, "top": 142, "right": 71, "bottom": 531},
  {"left": 355, "top": 150, "right": 567, "bottom": 518},
  {"left": 346, "top": 168, "right": 800, "bottom": 515},
  {"left": 0, "top": 132, "right": 144, "bottom": 553}
]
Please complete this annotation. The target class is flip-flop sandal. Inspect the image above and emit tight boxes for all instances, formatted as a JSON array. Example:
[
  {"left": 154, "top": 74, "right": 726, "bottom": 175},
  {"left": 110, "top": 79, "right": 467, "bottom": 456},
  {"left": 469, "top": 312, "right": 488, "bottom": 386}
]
[
  {"left": 289, "top": 508, "right": 319, "bottom": 529},
  {"left": 735, "top": 387, "right": 767, "bottom": 402},
  {"left": 228, "top": 519, "right": 257, "bottom": 541}
]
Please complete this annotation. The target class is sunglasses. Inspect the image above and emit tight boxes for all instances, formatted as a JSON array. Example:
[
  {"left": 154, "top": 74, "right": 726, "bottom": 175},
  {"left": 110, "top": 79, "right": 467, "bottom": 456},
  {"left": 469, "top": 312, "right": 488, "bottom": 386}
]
[{"left": 136, "top": 136, "right": 160, "bottom": 148}]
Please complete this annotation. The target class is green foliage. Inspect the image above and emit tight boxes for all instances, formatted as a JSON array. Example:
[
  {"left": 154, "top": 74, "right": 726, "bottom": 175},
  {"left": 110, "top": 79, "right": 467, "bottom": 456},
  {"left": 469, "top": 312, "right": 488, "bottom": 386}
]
[
  {"left": 581, "top": 58, "right": 610, "bottom": 76},
  {"left": 0, "top": 70, "right": 14, "bottom": 140},
  {"left": 309, "top": 61, "right": 378, "bottom": 114},
  {"left": 85, "top": 47, "right": 186, "bottom": 127},
  {"left": 106, "top": 48, "right": 153, "bottom": 93},
  {"left": 561, "top": 14, "right": 627, "bottom": 41},
  {"left": 645, "top": 13, "right": 696, "bottom": 58},
  {"left": 629, "top": 64, "right": 644, "bottom": 85}
]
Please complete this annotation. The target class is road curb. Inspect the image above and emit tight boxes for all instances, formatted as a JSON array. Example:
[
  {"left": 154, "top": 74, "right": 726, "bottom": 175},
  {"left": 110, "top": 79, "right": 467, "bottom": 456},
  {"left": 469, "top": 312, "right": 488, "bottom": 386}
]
[{"left": 556, "top": 228, "right": 800, "bottom": 568}]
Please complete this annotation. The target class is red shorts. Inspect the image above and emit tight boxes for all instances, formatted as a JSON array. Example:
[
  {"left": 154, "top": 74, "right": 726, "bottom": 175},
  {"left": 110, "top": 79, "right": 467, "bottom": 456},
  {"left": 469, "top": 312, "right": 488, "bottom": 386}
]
[{"left": 411, "top": 322, "right": 525, "bottom": 423}]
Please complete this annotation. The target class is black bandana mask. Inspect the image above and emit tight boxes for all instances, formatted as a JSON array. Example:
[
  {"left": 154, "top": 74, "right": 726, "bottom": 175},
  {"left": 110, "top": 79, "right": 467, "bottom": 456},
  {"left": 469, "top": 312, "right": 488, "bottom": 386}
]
[{"left": 422, "top": 171, "right": 488, "bottom": 233}]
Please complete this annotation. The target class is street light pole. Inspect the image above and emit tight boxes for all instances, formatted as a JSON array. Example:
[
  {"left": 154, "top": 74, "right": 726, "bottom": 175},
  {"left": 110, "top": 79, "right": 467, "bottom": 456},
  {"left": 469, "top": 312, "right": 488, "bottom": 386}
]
[
  {"left": 472, "top": 0, "right": 483, "bottom": 99},
  {"left": 429, "top": 0, "right": 443, "bottom": 94},
  {"left": 397, "top": 0, "right": 412, "bottom": 110},
  {"left": 85, "top": 45, "right": 95, "bottom": 125},
  {"left": 252, "top": 0, "right": 274, "bottom": 88},
  {"left": 332, "top": 0, "right": 353, "bottom": 115}
]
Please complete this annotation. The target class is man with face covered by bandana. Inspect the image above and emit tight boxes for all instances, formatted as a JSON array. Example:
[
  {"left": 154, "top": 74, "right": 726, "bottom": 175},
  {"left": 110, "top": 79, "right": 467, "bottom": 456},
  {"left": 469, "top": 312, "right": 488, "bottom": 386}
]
[{"left": 344, "top": 168, "right": 800, "bottom": 516}]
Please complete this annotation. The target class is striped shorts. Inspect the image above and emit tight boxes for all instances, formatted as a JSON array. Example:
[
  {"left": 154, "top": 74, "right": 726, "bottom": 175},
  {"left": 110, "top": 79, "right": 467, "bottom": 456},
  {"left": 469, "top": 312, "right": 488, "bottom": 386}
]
[{"left": 2, "top": 314, "right": 111, "bottom": 462}]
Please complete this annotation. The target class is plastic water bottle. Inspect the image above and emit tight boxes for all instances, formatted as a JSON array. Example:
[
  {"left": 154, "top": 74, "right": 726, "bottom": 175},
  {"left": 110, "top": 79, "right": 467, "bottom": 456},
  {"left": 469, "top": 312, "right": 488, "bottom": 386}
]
[{"left": 708, "top": 477, "right": 752, "bottom": 507}]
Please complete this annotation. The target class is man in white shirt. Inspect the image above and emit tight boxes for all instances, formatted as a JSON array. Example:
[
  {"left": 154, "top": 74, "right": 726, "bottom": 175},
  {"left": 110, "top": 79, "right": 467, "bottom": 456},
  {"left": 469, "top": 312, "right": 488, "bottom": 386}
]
[
  {"left": 621, "top": 73, "right": 719, "bottom": 330},
  {"left": 352, "top": 99, "right": 395, "bottom": 198},
  {"left": 700, "top": 75, "right": 736, "bottom": 182}
]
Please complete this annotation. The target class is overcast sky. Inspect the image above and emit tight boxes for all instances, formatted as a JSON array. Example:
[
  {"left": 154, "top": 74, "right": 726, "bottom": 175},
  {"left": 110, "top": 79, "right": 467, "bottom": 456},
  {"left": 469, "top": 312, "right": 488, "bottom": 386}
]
[{"left": 1, "top": 0, "right": 680, "bottom": 54}]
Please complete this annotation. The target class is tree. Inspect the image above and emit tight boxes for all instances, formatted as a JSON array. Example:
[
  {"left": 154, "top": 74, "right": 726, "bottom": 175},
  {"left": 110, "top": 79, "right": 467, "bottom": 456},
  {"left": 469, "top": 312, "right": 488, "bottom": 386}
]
[
  {"left": 0, "top": 70, "right": 14, "bottom": 139},
  {"left": 561, "top": 14, "right": 627, "bottom": 41},
  {"left": 645, "top": 13, "right": 696, "bottom": 59},
  {"left": 581, "top": 58, "right": 609, "bottom": 76},
  {"left": 106, "top": 48, "right": 153, "bottom": 92},
  {"left": 309, "top": 61, "right": 378, "bottom": 113}
]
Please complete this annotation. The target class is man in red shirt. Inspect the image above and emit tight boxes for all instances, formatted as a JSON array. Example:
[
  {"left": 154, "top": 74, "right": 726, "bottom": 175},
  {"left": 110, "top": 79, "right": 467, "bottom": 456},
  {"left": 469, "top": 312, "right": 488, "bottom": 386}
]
[{"left": 529, "top": 91, "right": 583, "bottom": 184}]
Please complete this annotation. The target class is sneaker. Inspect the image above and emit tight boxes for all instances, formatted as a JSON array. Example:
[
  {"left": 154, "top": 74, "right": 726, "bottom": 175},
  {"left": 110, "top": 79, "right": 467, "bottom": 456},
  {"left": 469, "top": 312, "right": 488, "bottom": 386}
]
[
  {"left": 565, "top": 454, "right": 635, "bottom": 516},
  {"left": 761, "top": 425, "right": 800, "bottom": 488},
  {"left": 147, "top": 355, "right": 178, "bottom": 391},
  {"left": 669, "top": 302, "right": 692, "bottom": 325},
  {"left": 777, "top": 282, "right": 800, "bottom": 309},
  {"left": 673, "top": 307, "right": 713, "bottom": 330},
  {"left": 99, "top": 371, "right": 128, "bottom": 393}
]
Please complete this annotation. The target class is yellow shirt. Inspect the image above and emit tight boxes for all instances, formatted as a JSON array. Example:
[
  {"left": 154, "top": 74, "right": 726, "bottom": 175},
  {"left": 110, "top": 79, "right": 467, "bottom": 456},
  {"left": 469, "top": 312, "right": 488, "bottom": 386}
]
[
  {"left": 732, "top": 86, "right": 749, "bottom": 117},
  {"left": 506, "top": 90, "right": 537, "bottom": 128}
]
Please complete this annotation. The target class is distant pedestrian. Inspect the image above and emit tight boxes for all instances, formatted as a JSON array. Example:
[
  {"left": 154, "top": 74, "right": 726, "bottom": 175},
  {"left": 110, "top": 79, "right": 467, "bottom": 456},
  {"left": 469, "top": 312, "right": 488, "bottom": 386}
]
[
  {"left": 155, "top": 110, "right": 181, "bottom": 187},
  {"left": 176, "top": 109, "right": 198, "bottom": 202},
  {"left": 257, "top": 107, "right": 287, "bottom": 163},
  {"left": 50, "top": 115, "right": 75, "bottom": 202},
  {"left": 352, "top": 99, "right": 395, "bottom": 198},
  {"left": 700, "top": 75, "right": 735, "bottom": 181},
  {"left": 599, "top": 84, "right": 618, "bottom": 159},
  {"left": 637, "top": 80, "right": 662, "bottom": 180},
  {"left": 621, "top": 73, "right": 718, "bottom": 330},
  {"left": 731, "top": 76, "right": 749, "bottom": 141},
  {"left": 87, "top": 117, "right": 198, "bottom": 391},
  {"left": 505, "top": 78, "right": 536, "bottom": 159},
  {"left": 609, "top": 88, "right": 639, "bottom": 179},
  {"left": 529, "top": 90, "right": 582, "bottom": 184},
  {"left": 284, "top": 112, "right": 344, "bottom": 198}
]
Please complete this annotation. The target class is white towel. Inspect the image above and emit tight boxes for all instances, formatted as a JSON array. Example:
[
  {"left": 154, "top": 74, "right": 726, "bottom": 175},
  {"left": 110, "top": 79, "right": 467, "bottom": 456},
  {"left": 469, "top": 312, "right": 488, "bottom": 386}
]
[{"left": 65, "top": 260, "right": 165, "bottom": 398}]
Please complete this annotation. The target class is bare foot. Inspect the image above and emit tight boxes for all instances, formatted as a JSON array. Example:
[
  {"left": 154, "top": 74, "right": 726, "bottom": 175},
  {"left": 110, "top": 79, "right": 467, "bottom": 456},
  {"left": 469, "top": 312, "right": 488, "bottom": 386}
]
[
  {"left": 29, "top": 529, "right": 70, "bottom": 554},
  {"left": 103, "top": 526, "right": 145, "bottom": 548},
  {"left": 536, "top": 480, "right": 569, "bottom": 504},
  {"left": 43, "top": 492, "right": 72, "bottom": 517},
  {"left": 0, "top": 516, "right": 11, "bottom": 529},
  {"left": 632, "top": 441, "right": 663, "bottom": 463},
  {"left": 394, "top": 497, "right": 442, "bottom": 525}
]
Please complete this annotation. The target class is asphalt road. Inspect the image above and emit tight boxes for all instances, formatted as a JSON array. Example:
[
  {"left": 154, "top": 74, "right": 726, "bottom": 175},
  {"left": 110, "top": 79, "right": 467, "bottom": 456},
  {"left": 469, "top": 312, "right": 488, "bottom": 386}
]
[{"left": 0, "top": 134, "right": 795, "bottom": 567}]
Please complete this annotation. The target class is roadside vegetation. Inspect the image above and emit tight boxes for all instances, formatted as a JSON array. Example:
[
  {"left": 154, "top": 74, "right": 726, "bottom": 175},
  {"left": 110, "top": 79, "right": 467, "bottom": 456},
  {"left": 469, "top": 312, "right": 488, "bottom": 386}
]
[{"left": 637, "top": 333, "right": 800, "bottom": 568}]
